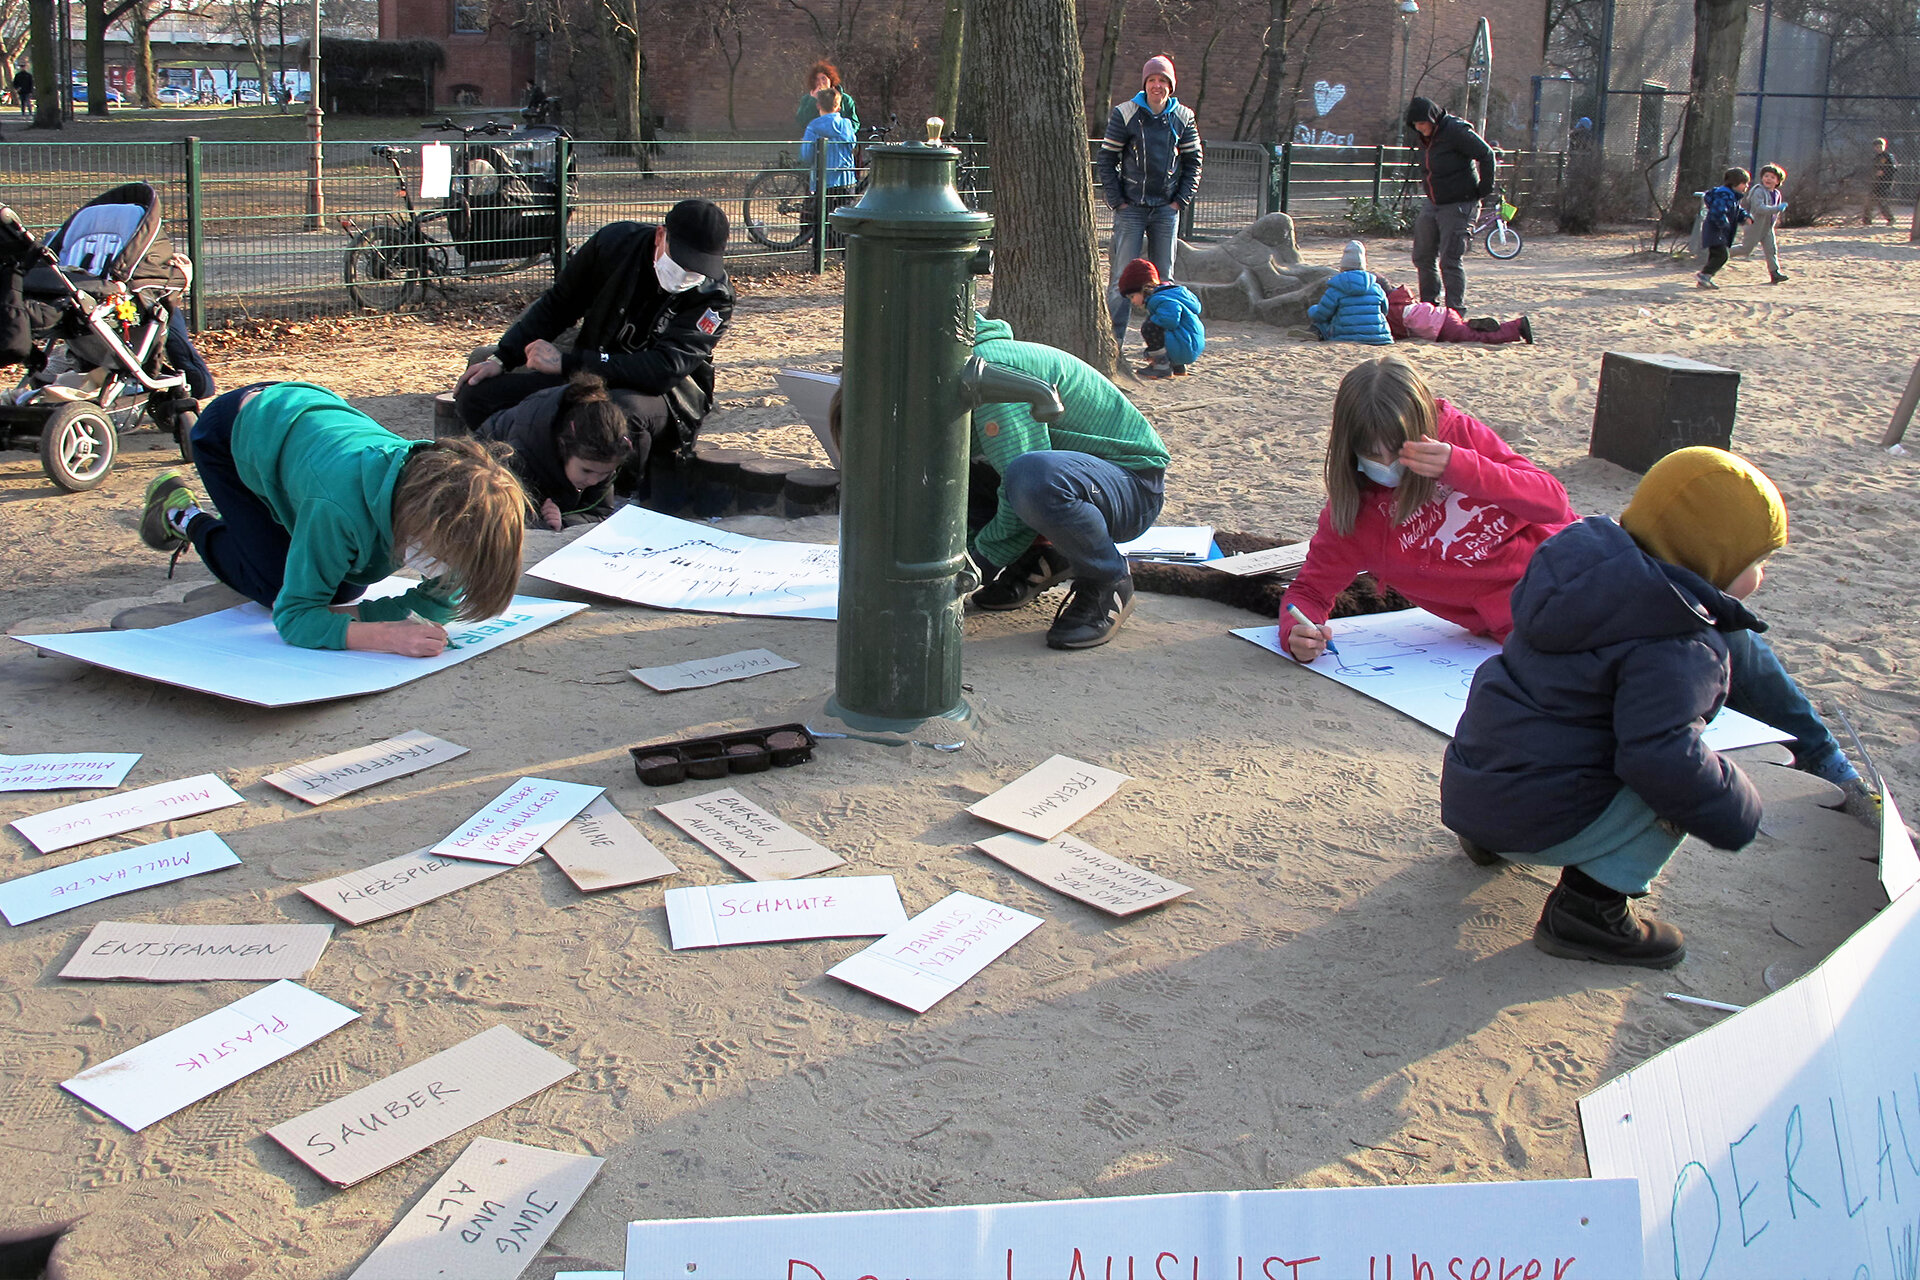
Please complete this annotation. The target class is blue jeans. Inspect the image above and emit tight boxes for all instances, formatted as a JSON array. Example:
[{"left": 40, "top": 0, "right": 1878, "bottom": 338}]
[
  {"left": 1724, "top": 628, "right": 1855, "bottom": 785},
  {"left": 1001, "top": 450, "right": 1164, "bottom": 586},
  {"left": 1107, "top": 202, "right": 1179, "bottom": 345},
  {"left": 1501, "top": 787, "right": 1685, "bottom": 896},
  {"left": 165, "top": 306, "right": 215, "bottom": 399}
]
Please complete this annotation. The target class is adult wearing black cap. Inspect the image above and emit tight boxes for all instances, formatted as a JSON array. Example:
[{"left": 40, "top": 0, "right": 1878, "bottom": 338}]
[
  {"left": 1404, "top": 96, "right": 1496, "bottom": 314},
  {"left": 456, "top": 198, "right": 735, "bottom": 471}
]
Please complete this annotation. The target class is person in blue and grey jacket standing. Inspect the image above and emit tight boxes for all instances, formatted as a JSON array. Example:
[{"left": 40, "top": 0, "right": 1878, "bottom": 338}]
[{"left": 1097, "top": 55, "right": 1202, "bottom": 354}]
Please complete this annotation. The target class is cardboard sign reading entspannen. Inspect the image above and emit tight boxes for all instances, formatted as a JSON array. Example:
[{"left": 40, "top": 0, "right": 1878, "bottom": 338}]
[
  {"left": 654, "top": 789, "right": 845, "bottom": 881},
  {"left": 542, "top": 796, "right": 679, "bottom": 892},
  {"left": 0, "top": 752, "right": 140, "bottom": 792},
  {"left": 974, "top": 832, "right": 1192, "bottom": 916},
  {"left": 432, "top": 777, "right": 604, "bottom": 866},
  {"left": 828, "top": 891, "right": 1043, "bottom": 1013},
  {"left": 61, "top": 921, "right": 334, "bottom": 981},
  {"left": 10, "top": 772, "right": 245, "bottom": 854},
  {"left": 298, "top": 848, "right": 521, "bottom": 926},
  {"left": 267, "top": 1025, "right": 577, "bottom": 1187},
  {"left": 262, "top": 730, "right": 469, "bottom": 805},
  {"left": 628, "top": 648, "right": 799, "bottom": 693},
  {"left": 0, "top": 831, "right": 242, "bottom": 926},
  {"left": 965, "top": 756, "right": 1132, "bottom": 840}
]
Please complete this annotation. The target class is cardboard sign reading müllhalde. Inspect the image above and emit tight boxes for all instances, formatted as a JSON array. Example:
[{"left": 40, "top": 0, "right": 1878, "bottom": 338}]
[
  {"left": 61, "top": 921, "right": 334, "bottom": 981},
  {"left": 628, "top": 648, "right": 798, "bottom": 693},
  {"left": 10, "top": 772, "right": 245, "bottom": 853},
  {"left": 0, "top": 831, "right": 242, "bottom": 926},
  {"left": 268, "top": 1025, "right": 577, "bottom": 1187},
  {"left": 965, "top": 756, "right": 1131, "bottom": 840},
  {"left": 974, "top": 832, "right": 1192, "bottom": 916},
  {"left": 432, "top": 778, "right": 604, "bottom": 867},
  {"left": 654, "top": 789, "right": 844, "bottom": 881},
  {"left": 828, "top": 891, "right": 1042, "bottom": 1013},
  {"left": 664, "top": 875, "right": 908, "bottom": 949},
  {"left": 262, "top": 730, "right": 469, "bottom": 806},
  {"left": 349, "top": 1138, "right": 605, "bottom": 1280},
  {"left": 298, "top": 848, "right": 521, "bottom": 926},
  {"left": 542, "top": 796, "right": 679, "bottom": 892}
]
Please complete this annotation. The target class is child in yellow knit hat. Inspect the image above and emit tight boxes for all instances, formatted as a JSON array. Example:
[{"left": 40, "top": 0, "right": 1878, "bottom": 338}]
[{"left": 1441, "top": 448, "right": 1798, "bottom": 969}]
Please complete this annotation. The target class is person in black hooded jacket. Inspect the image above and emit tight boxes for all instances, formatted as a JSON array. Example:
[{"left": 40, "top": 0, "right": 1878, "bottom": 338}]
[
  {"left": 1404, "top": 96, "right": 1496, "bottom": 314},
  {"left": 476, "top": 371, "right": 633, "bottom": 531}
]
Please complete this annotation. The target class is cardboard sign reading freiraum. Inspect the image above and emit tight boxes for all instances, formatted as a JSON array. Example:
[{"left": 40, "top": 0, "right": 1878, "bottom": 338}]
[
  {"left": 432, "top": 777, "right": 604, "bottom": 866},
  {"left": 828, "top": 891, "right": 1043, "bottom": 1013},
  {"left": 966, "top": 756, "right": 1132, "bottom": 840},
  {"left": 654, "top": 789, "right": 845, "bottom": 880}
]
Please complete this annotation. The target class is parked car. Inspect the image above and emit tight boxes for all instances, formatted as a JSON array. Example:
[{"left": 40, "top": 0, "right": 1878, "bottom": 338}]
[
  {"left": 232, "top": 84, "right": 262, "bottom": 104},
  {"left": 69, "top": 81, "right": 125, "bottom": 105},
  {"left": 155, "top": 86, "right": 194, "bottom": 106}
]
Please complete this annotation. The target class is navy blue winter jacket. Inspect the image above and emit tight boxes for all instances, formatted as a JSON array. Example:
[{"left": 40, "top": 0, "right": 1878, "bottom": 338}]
[
  {"left": 1441, "top": 517, "right": 1765, "bottom": 855},
  {"left": 1097, "top": 93, "right": 1203, "bottom": 209},
  {"left": 1307, "top": 269, "right": 1393, "bottom": 345},
  {"left": 1701, "top": 185, "right": 1751, "bottom": 249},
  {"left": 1142, "top": 283, "right": 1205, "bottom": 364}
]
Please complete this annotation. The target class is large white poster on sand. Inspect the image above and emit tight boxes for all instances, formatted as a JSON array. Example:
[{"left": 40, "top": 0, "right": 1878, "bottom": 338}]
[
  {"left": 528, "top": 506, "right": 839, "bottom": 620},
  {"left": 15, "top": 581, "right": 586, "bottom": 708},
  {"left": 1233, "top": 609, "right": 1792, "bottom": 753},
  {"left": 622, "top": 1179, "right": 1643, "bottom": 1279}
]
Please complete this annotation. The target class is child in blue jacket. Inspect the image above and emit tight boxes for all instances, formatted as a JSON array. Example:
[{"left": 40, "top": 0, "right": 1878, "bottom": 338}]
[
  {"left": 1309, "top": 241, "right": 1393, "bottom": 345},
  {"left": 1115, "top": 258, "right": 1204, "bottom": 379},
  {"left": 1696, "top": 168, "right": 1752, "bottom": 289}
]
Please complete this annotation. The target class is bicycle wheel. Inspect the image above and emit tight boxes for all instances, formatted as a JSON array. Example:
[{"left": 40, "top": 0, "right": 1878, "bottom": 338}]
[
  {"left": 344, "top": 226, "right": 424, "bottom": 311},
  {"left": 1485, "top": 221, "right": 1523, "bottom": 260},
  {"left": 742, "top": 168, "right": 815, "bottom": 250}
]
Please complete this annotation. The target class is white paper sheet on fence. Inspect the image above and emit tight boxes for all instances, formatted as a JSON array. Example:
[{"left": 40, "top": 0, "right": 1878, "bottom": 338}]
[
  {"left": 0, "top": 831, "right": 241, "bottom": 926},
  {"left": 0, "top": 752, "right": 140, "bottom": 792},
  {"left": 1232, "top": 608, "right": 1793, "bottom": 751},
  {"left": 1581, "top": 868, "right": 1920, "bottom": 1277},
  {"left": 621, "top": 1179, "right": 1642, "bottom": 1279},
  {"left": 15, "top": 580, "right": 587, "bottom": 707},
  {"left": 665, "top": 875, "right": 907, "bottom": 949},
  {"left": 527, "top": 506, "right": 840, "bottom": 620}
]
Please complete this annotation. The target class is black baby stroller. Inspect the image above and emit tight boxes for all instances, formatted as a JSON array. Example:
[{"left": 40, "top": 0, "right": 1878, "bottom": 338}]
[{"left": 0, "top": 182, "right": 198, "bottom": 490}]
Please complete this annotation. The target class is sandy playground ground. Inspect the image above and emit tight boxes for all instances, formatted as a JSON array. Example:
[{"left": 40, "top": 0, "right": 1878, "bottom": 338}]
[{"left": 0, "top": 224, "right": 1916, "bottom": 1278}]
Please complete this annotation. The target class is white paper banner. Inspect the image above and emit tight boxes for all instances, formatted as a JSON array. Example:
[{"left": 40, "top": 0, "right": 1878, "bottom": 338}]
[
  {"left": 0, "top": 830, "right": 241, "bottom": 926},
  {"left": 433, "top": 777, "right": 604, "bottom": 866},
  {"left": 0, "top": 752, "right": 140, "bottom": 792},
  {"left": 10, "top": 772, "right": 244, "bottom": 854},
  {"left": 827, "top": 891, "right": 1042, "bottom": 1013},
  {"left": 665, "top": 875, "right": 908, "bottom": 949}
]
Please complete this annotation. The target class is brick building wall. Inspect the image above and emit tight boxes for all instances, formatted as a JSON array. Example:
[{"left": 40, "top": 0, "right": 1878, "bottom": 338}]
[{"left": 379, "top": 0, "right": 532, "bottom": 107}]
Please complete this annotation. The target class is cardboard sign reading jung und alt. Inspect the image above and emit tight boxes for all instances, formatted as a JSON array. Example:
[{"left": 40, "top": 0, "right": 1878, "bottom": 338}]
[
  {"left": 262, "top": 730, "right": 468, "bottom": 805},
  {"left": 664, "top": 875, "right": 908, "bottom": 949},
  {"left": 432, "top": 777, "right": 604, "bottom": 866},
  {"left": 974, "top": 832, "right": 1191, "bottom": 916},
  {"left": 10, "top": 772, "right": 245, "bottom": 854},
  {"left": 298, "top": 848, "right": 521, "bottom": 926},
  {"left": 654, "top": 788, "right": 845, "bottom": 881},
  {"left": 542, "top": 795, "right": 679, "bottom": 892},
  {"left": 827, "top": 891, "right": 1043, "bottom": 1013},
  {"left": 0, "top": 831, "right": 242, "bottom": 926},
  {"left": 966, "top": 755, "right": 1132, "bottom": 840},
  {"left": 61, "top": 921, "right": 333, "bottom": 981}
]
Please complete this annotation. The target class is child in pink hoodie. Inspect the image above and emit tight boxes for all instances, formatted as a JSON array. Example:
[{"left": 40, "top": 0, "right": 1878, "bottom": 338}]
[{"left": 1382, "top": 280, "right": 1532, "bottom": 345}]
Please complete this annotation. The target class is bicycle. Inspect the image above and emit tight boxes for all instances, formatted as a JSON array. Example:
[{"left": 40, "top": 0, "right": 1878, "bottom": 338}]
[{"left": 1470, "top": 196, "right": 1523, "bottom": 259}]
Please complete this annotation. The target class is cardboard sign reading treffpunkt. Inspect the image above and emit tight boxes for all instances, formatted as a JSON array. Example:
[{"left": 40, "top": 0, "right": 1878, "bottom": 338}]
[
  {"left": 267, "top": 1025, "right": 577, "bottom": 1187},
  {"left": 349, "top": 1138, "right": 605, "bottom": 1280},
  {"left": 0, "top": 752, "right": 140, "bottom": 792},
  {"left": 542, "top": 796, "right": 678, "bottom": 892},
  {"left": 10, "top": 772, "right": 245, "bottom": 853},
  {"left": 966, "top": 756, "right": 1132, "bottom": 840},
  {"left": 262, "top": 731, "right": 469, "bottom": 805},
  {"left": 664, "top": 875, "right": 908, "bottom": 949},
  {"left": 654, "top": 789, "right": 845, "bottom": 881},
  {"left": 61, "top": 921, "right": 334, "bottom": 981},
  {"left": 827, "top": 891, "right": 1043, "bottom": 1013},
  {"left": 974, "top": 832, "right": 1192, "bottom": 916},
  {"left": 432, "top": 777, "right": 604, "bottom": 867},
  {"left": 0, "top": 831, "right": 242, "bottom": 926},
  {"left": 298, "top": 848, "right": 521, "bottom": 926},
  {"left": 628, "top": 648, "right": 798, "bottom": 693}
]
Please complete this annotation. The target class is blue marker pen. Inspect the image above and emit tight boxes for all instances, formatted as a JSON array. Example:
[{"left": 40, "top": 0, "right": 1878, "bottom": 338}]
[{"left": 1285, "top": 603, "right": 1339, "bottom": 657}]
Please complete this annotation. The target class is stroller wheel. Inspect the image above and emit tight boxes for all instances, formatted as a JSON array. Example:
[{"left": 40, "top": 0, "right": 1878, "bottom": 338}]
[
  {"left": 40, "top": 402, "right": 118, "bottom": 492},
  {"left": 174, "top": 409, "right": 196, "bottom": 463}
]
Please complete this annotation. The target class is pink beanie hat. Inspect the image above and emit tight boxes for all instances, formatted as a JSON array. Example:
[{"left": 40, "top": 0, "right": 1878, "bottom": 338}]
[{"left": 1143, "top": 56, "right": 1176, "bottom": 92}]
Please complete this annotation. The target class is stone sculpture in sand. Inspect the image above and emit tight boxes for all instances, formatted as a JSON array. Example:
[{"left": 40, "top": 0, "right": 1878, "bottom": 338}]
[{"left": 1171, "top": 212, "right": 1335, "bottom": 327}]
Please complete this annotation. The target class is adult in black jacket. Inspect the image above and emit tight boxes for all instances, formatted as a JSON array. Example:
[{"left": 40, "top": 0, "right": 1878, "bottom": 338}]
[
  {"left": 456, "top": 199, "right": 734, "bottom": 471},
  {"left": 1405, "top": 96, "right": 1496, "bottom": 313}
]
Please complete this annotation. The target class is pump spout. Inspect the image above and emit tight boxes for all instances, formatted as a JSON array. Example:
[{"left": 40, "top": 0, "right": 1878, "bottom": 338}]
[{"left": 958, "top": 355, "right": 1064, "bottom": 423}]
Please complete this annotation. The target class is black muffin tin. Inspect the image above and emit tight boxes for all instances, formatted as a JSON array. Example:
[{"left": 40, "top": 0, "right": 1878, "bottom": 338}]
[{"left": 628, "top": 723, "right": 818, "bottom": 786}]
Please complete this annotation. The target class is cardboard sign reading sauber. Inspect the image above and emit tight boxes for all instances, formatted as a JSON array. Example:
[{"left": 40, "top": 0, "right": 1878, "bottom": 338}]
[
  {"left": 10, "top": 772, "right": 245, "bottom": 854},
  {"left": 654, "top": 788, "right": 845, "bottom": 881},
  {"left": 542, "top": 796, "right": 679, "bottom": 892},
  {"left": 298, "top": 848, "right": 522, "bottom": 926},
  {"left": 262, "top": 730, "right": 469, "bottom": 806},
  {"left": 61, "top": 921, "right": 334, "bottom": 981},
  {"left": 965, "top": 756, "right": 1131, "bottom": 840},
  {"left": 268, "top": 1025, "right": 577, "bottom": 1187},
  {"left": 432, "top": 777, "right": 604, "bottom": 867},
  {"left": 974, "top": 832, "right": 1192, "bottom": 916}
]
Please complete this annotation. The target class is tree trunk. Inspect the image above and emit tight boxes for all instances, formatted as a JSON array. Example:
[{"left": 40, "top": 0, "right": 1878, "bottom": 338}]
[
  {"left": 1091, "top": 0, "right": 1124, "bottom": 132},
  {"left": 973, "top": 0, "right": 1114, "bottom": 371},
  {"left": 1669, "top": 0, "right": 1749, "bottom": 228},
  {"left": 130, "top": 5, "right": 155, "bottom": 107},
  {"left": 28, "top": 0, "right": 59, "bottom": 128},
  {"left": 84, "top": 0, "right": 108, "bottom": 116},
  {"left": 1258, "top": 0, "right": 1288, "bottom": 144},
  {"left": 933, "top": 0, "right": 964, "bottom": 132}
]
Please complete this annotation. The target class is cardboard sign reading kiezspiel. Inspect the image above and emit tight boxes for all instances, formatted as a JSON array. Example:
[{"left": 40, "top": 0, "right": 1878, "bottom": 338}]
[
  {"left": 828, "top": 891, "right": 1043, "bottom": 1013},
  {"left": 432, "top": 777, "right": 604, "bottom": 867},
  {"left": 654, "top": 788, "right": 845, "bottom": 881},
  {"left": 542, "top": 796, "right": 678, "bottom": 893},
  {"left": 348, "top": 1137, "right": 605, "bottom": 1280},
  {"left": 0, "top": 752, "right": 140, "bottom": 792},
  {"left": 965, "top": 756, "right": 1131, "bottom": 841},
  {"left": 267, "top": 1025, "right": 577, "bottom": 1187},
  {"left": 262, "top": 730, "right": 469, "bottom": 806},
  {"left": 629, "top": 648, "right": 799, "bottom": 693},
  {"left": 298, "top": 848, "right": 521, "bottom": 926},
  {"left": 0, "top": 831, "right": 241, "bottom": 926},
  {"left": 974, "top": 832, "right": 1192, "bottom": 916},
  {"left": 62, "top": 980, "right": 359, "bottom": 1132},
  {"left": 665, "top": 875, "right": 908, "bottom": 949},
  {"left": 10, "top": 772, "right": 245, "bottom": 854},
  {"left": 61, "top": 921, "right": 334, "bottom": 981}
]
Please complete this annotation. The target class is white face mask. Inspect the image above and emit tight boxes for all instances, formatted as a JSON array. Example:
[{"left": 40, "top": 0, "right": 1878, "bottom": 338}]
[
  {"left": 654, "top": 251, "right": 704, "bottom": 293},
  {"left": 402, "top": 544, "right": 449, "bottom": 578},
  {"left": 1357, "top": 456, "right": 1407, "bottom": 488}
]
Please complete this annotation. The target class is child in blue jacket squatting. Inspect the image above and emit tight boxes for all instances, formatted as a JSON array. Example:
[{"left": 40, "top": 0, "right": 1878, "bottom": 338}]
[
  {"left": 1696, "top": 168, "right": 1752, "bottom": 289},
  {"left": 1442, "top": 447, "right": 1791, "bottom": 969},
  {"left": 1114, "top": 258, "right": 1204, "bottom": 379},
  {"left": 1309, "top": 241, "right": 1393, "bottom": 345}
]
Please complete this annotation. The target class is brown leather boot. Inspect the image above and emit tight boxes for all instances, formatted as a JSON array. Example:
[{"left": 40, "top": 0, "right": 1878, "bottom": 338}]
[{"left": 1533, "top": 867, "right": 1685, "bottom": 969}]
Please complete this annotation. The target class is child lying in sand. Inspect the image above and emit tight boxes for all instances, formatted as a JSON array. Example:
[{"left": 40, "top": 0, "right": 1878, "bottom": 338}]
[{"left": 1381, "top": 279, "right": 1532, "bottom": 345}]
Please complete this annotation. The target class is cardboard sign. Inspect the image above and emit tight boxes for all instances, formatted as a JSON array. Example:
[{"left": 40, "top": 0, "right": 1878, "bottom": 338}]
[
  {"left": 828, "top": 891, "right": 1042, "bottom": 1013},
  {"left": 620, "top": 1180, "right": 1642, "bottom": 1279},
  {"left": 262, "top": 731, "right": 469, "bottom": 806},
  {"left": 0, "top": 831, "right": 241, "bottom": 926},
  {"left": 773, "top": 366, "right": 843, "bottom": 465},
  {"left": 628, "top": 648, "right": 799, "bottom": 693},
  {"left": 0, "top": 752, "right": 140, "bottom": 792},
  {"left": 664, "top": 875, "right": 908, "bottom": 949},
  {"left": 11, "top": 772, "right": 245, "bottom": 854},
  {"left": 974, "top": 832, "right": 1192, "bottom": 916},
  {"left": 1582, "top": 875, "right": 1920, "bottom": 1277},
  {"left": 60, "top": 921, "right": 334, "bottom": 981},
  {"left": 1204, "top": 541, "right": 1310, "bottom": 577},
  {"left": 299, "top": 848, "right": 521, "bottom": 926},
  {"left": 267, "top": 1025, "right": 577, "bottom": 1187},
  {"left": 654, "top": 789, "right": 845, "bottom": 881},
  {"left": 966, "top": 755, "right": 1132, "bottom": 840},
  {"left": 349, "top": 1138, "right": 604, "bottom": 1280},
  {"left": 542, "top": 796, "right": 678, "bottom": 893},
  {"left": 432, "top": 778, "right": 604, "bottom": 867},
  {"left": 1879, "top": 780, "right": 1918, "bottom": 902},
  {"left": 62, "top": 980, "right": 358, "bottom": 1132}
]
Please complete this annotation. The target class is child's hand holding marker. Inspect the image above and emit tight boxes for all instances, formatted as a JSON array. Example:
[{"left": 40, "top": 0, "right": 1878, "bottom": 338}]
[{"left": 1284, "top": 603, "right": 1338, "bottom": 663}]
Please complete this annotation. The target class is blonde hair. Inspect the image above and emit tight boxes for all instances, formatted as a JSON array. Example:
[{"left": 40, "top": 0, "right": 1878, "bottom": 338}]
[
  {"left": 390, "top": 436, "right": 526, "bottom": 621},
  {"left": 1325, "top": 355, "right": 1439, "bottom": 536}
]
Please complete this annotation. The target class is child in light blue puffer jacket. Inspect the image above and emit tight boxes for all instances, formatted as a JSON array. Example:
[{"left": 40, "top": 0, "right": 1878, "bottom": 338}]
[
  {"left": 1309, "top": 241, "right": 1393, "bottom": 345},
  {"left": 1116, "top": 257, "right": 1205, "bottom": 379}
]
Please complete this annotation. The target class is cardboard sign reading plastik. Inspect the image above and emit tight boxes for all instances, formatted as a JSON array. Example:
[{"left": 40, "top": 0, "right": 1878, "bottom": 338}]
[
  {"left": 432, "top": 777, "right": 604, "bottom": 866},
  {"left": 974, "top": 832, "right": 1191, "bottom": 916},
  {"left": 62, "top": 980, "right": 359, "bottom": 1132},
  {"left": 0, "top": 831, "right": 242, "bottom": 926},
  {"left": 966, "top": 755, "right": 1131, "bottom": 840},
  {"left": 262, "top": 730, "right": 469, "bottom": 805},
  {"left": 61, "top": 921, "right": 334, "bottom": 981},
  {"left": 0, "top": 752, "right": 140, "bottom": 792},
  {"left": 828, "top": 891, "right": 1043, "bottom": 1013},
  {"left": 542, "top": 796, "right": 678, "bottom": 892},
  {"left": 268, "top": 1024, "right": 577, "bottom": 1187},
  {"left": 665, "top": 875, "right": 908, "bottom": 949},
  {"left": 299, "top": 848, "right": 521, "bottom": 926},
  {"left": 10, "top": 772, "right": 245, "bottom": 854},
  {"left": 629, "top": 648, "right": 798, "bottom": 693},
  {"left": 349, "top": 1137, "right": 604, "bottom": 1280},
  {"left": 654, "top": 788, "right": 845, "bottom": 881}
]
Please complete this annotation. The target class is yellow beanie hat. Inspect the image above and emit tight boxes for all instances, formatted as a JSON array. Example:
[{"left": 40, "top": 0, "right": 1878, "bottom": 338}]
[{"left": 1620, "top": 447, "right": 1787, "bottom": 590}]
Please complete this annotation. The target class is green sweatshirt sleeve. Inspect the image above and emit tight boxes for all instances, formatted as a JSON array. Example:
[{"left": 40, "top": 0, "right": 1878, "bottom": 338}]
[
  {"left": 969, "top": 403, "right": 1052, "bottom": 568},
  {"left": 356, "top": 583, "right": 459, "bottom": 626},
  {"left": 273, "top": 499, "right": 360, "bottom": 650}
]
